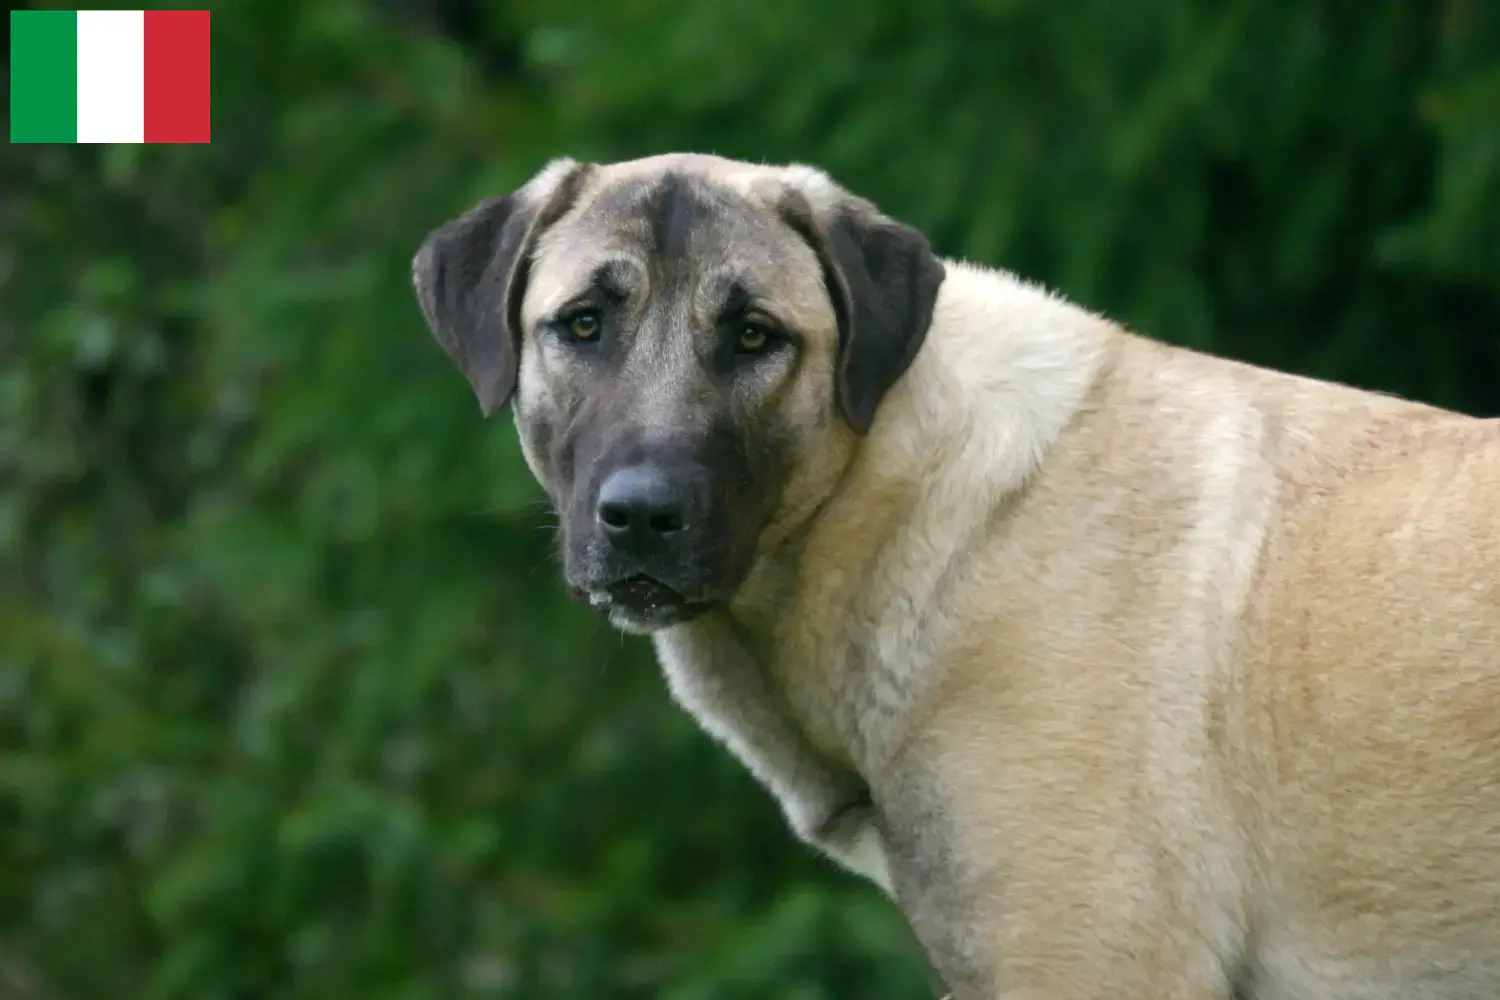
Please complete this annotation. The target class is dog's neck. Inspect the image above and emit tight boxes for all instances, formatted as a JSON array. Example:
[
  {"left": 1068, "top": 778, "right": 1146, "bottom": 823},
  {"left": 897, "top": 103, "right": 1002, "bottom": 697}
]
[
  {"left": 734, "top": 262, "right": 1117, "bottom": 778},
  {"left": 649, "top": 264, "right": 1116, "bottom": 885}
]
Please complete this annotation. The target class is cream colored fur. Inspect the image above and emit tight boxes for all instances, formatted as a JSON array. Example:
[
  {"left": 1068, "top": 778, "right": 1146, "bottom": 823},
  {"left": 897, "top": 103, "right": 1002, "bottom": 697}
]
[{"left": 481, "top": 154, "right": 1500, "bottom": 999}]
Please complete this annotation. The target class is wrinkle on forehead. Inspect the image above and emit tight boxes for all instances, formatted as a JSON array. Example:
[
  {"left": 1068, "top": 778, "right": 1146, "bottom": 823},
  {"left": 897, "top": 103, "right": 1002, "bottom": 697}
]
[{"left": 524, "top": 246, "right": 644, "bottom": 326}]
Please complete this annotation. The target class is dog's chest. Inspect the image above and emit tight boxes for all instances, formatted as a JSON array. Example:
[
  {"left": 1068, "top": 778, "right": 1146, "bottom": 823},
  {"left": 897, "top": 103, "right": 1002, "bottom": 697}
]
[
  {"left": 760, "top": 629, "right": 863, "bottom": 769},
  {"left": 762, "top": 612, "right": 939, "bottom": 779}
]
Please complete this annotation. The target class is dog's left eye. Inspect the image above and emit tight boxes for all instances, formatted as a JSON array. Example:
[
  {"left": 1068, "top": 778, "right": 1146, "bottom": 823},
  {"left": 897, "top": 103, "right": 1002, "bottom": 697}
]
[
  {"left": 564, "top": 309, "right": 602, "bottom": 342},
  {"left": 735, "top": 323, "right": 776, "bottom": 356}
]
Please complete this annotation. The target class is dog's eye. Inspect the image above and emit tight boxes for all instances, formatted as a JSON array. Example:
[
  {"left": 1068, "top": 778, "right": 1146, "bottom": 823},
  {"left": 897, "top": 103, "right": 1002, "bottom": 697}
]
[
  {"left": 564, "top": 310, "right": 602, "bottom": 342},
  {"left": 735, "top": 323, "right": 774, "bottom": 355}
]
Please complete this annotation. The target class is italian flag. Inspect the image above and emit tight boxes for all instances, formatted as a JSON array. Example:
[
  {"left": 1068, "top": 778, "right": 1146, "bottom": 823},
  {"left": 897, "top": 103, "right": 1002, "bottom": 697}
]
[{"left": 10, "top": 9, "right": 211, "bottom": 144}]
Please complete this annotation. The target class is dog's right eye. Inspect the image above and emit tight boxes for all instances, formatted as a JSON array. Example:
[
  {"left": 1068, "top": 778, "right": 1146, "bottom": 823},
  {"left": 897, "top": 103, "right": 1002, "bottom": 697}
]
[
  {"left": 562, "top": 310, "right": 602, "bottom": 343},
  {"left": 733, "top": 321, "right": 782, "bottom": 359}
]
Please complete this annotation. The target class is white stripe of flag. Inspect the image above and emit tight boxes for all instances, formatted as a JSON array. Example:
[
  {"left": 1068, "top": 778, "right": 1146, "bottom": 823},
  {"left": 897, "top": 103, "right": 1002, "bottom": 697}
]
[{"left": 76, "top": 10, "right": 147, "bottom": 144}]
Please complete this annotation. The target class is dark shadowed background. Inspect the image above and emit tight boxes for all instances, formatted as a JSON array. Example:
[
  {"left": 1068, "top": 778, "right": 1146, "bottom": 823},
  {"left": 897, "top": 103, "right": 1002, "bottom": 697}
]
[{"left": 2, "top": 1, "right": 1497, "bottom": 997}]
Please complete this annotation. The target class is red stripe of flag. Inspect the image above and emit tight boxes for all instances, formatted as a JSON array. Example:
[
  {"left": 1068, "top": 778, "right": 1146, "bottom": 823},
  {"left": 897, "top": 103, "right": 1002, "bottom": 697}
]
[{"left": 143, "top": 10, "right": 211, "bottom": 144}]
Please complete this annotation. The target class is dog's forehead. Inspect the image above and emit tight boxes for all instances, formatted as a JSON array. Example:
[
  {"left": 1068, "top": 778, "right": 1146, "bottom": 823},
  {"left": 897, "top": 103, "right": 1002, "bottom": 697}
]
[
  {"left": 555, "top": 166, "right": 783, "bottom": 259},
  {"left": 591, "top": 152, "right": 810, "bottom": 195},
  {"left": 526, "top": 161, "right": 829, "bottom": 327}
]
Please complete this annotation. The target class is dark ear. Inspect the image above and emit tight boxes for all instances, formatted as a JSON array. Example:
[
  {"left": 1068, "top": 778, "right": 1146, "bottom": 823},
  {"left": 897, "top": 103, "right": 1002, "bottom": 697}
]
[
  {"left": 783, "top": 192, "right": 946, "bottom": 435},
  {"left": 411, "top": 160, "right": 590, "bottom": 417}
]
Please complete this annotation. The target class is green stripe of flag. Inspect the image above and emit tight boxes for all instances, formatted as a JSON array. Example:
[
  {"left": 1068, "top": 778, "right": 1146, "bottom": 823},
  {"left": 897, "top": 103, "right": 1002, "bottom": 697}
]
[{"left": 10, "top": 10, "right": 80, "bottom": 143}]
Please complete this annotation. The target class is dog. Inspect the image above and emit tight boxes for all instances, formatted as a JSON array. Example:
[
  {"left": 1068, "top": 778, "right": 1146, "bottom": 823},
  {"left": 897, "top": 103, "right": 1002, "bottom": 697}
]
[{"left": 411, "top": 152, "right": 1500, "bottom": 999}]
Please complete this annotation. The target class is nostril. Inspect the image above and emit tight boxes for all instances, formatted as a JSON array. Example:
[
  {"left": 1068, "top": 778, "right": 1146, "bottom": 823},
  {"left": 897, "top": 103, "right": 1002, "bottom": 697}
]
[
  {"left": 598, "top": 500, "right": 632, "bottom": 531},
  {"left": 649, "top": 510, "right": 684, "bottom": 534}
]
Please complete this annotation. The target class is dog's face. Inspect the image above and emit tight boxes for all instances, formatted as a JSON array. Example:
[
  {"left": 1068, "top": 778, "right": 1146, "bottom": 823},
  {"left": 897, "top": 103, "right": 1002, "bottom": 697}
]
[{"left": 412, "top": 154, "right": 945, "bottom": 633}]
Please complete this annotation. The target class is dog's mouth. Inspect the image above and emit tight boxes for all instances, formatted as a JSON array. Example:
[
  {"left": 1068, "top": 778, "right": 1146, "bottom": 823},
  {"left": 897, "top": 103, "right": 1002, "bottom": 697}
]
[
  {"left": 576, "top": 574, "right": 715, "bottom": 633},
  {"left": 607, "top": 573, "right": 689, "bottom": 609}
]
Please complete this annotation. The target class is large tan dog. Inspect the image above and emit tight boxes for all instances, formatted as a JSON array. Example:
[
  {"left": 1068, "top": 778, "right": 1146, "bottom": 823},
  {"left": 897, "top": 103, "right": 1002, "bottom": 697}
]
[{"left": 411, "top": 152, "right": 1500, "bottom": 999}]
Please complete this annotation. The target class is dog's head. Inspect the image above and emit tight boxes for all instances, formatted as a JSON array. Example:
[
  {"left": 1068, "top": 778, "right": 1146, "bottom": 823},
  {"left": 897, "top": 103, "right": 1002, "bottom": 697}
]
[{"left": 411, "top": 154, "right": 945, "bottom": 633}]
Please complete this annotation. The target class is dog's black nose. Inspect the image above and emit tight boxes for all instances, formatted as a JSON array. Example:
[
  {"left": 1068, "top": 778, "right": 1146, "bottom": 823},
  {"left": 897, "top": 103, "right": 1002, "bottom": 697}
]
[{"left": 596, "top": 466, "right": 687, "bottom": 547}]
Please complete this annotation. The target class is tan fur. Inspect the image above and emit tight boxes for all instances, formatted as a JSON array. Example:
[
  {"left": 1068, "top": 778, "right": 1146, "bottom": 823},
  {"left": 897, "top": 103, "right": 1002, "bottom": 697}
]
[{"left": 445, "top": 154, "right": 1500, "bottom": 999}]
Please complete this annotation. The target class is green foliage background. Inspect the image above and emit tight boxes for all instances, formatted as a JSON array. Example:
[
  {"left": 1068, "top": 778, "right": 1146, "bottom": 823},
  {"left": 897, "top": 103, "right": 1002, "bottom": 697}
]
[{"left": 2, "top": 1, "right": 1497, "bottom": 997}]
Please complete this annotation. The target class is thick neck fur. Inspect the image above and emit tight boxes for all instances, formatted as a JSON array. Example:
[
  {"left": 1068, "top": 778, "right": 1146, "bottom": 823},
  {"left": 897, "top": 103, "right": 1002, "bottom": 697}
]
[{"left": 728, "top": 261, "right": 1115, "bottom": 781}]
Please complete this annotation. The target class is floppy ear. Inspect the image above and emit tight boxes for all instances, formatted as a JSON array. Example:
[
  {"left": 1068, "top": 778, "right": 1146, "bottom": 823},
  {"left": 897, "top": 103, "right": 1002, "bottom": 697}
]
[
  {"left": 781, "top": 188, "right": 946, "bottom": 435},
  {"left": 411, "top": 159, "right": 590, "bottom": 416}
]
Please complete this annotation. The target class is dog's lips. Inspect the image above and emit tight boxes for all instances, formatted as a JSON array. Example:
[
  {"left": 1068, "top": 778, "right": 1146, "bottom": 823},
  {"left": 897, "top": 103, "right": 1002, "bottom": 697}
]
[
  {"left": 576, "top": 574, "right": 716, "bottom": 631},
  {"left": 606, "top": 573, "right": 688, "bottom": 611}
]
